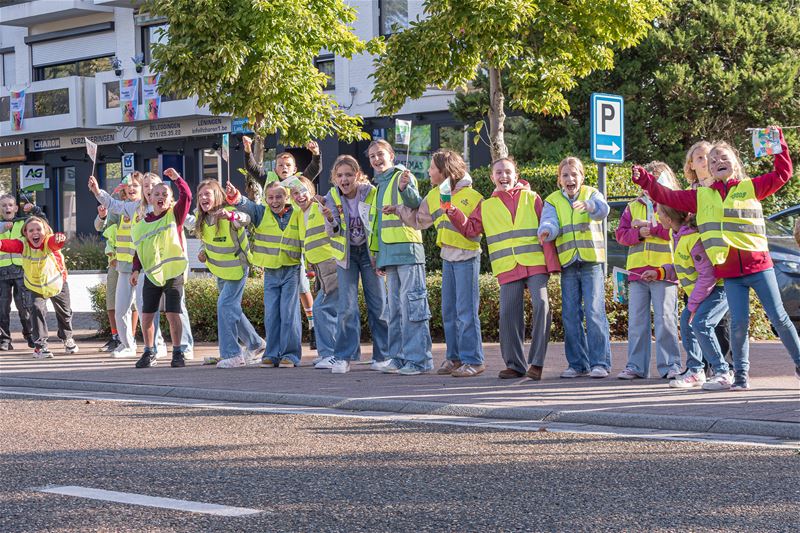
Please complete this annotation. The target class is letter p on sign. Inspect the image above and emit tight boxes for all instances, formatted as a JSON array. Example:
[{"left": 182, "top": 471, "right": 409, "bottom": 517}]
[{"left": 590, "top": 93, "right": 625, "bottom": 164}]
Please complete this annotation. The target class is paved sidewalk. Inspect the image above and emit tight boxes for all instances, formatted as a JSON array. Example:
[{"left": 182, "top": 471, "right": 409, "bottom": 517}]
[{"left": 0, "top": 322, "right": 798, "bottom": 439}]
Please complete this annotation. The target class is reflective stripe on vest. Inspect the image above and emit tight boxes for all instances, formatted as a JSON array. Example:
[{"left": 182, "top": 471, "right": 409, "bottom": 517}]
[
  {"left": 250, "top": 207, "right": 302, "bottom": 268},
  {"left": 131, "top": 209, "right": 188, "bottom": 287},
  {"left": 299, "top": 203, "right": 338, "bottom": 264},
  {"left": 380, "top": 171, "right": 423, "bottom": 244},
  {"left": 22, "top": 240, "right": 64, "bottom": 298},
  {"left": 482, "top": 191, "right": 545, "bottom": 276},
  {"left": 0, "top": 220, "right": 25, "bottom": 267},
  {"left": 625, "top": 201, "right": 673, "bottom": 270},
  {"left": 115, "top": 212, "right": 140, "bottom": 264},
  {"left": 695, "top": 180, "right": 768, "bottom": 266},
  {"left": 201, "top": 206, "right": 250, "bottom": 281},
  {"left": 424, "top": 186, "right": 482, "bottom": 250},
  {"left": 673, "top": 231, "right": 722, "bottom": 297},
  {"left": 545, "top": 186, "right": 606, "bottom": 265}
]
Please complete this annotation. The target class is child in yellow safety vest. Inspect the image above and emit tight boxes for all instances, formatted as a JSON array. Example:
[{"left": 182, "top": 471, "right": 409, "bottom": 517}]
[
  {"left": 228, "top": 180, "right": 303, "bottom": 368},
  {"left": 447, "top": 157, "right": 561, "bottom": 380},
  {"left": 639, "top": 203, "right": 731, "bottom": 391},
  {"left": 386, "top": 149, "right": 486, "bottom": 377},
  {"left": 538, "top": 156, "right": 612, "bottom": 379},
  {"left": 129, "top": 168, "right": 192, "bottom": 369},
  {"left": 196, "top": 179, "right": 265, "bottom": 369},
  {"left": 0, "top": 216, "right": 77, "bottom": 359},
  {"left": 633, "top": 126, "right": 800, "bottom": 389},
  {"left": 0, "top": 193, "right": 36, "bottom": 350},
  {"left": 615, "top": 162, "right": 682, "bottom": 380}
]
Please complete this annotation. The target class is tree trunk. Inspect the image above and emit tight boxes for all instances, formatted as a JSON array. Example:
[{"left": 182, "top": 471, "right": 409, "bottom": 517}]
[{"left": 487, "top": 66, "right": 508, "bottom": 161}]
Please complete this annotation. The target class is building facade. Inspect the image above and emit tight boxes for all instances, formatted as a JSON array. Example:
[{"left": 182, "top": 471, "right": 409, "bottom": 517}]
[{"left": 0, "top": 0, "right": 489, "bottom": 237}]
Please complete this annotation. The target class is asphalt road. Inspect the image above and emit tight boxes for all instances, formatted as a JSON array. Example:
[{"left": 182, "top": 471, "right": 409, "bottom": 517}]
[{"left": 1, "top": 396, "right": 799, "bottom": 532}]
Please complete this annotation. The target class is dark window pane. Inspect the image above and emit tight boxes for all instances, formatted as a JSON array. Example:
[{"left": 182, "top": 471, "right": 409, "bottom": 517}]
[
  {"left": 32, "top": 88, "right": 69, "bottom": 117},
  {"left": 105, "top": 82, "right": 120, "bottom": 108},
  {"left": 0, "top": 96, "right": 8, "bottom": 122},
  {"left": 380, "top": 0, "right": 408, "bottom": 36},
  {"left": 315, "top": 57, "right": 335, "bottom": 90}
]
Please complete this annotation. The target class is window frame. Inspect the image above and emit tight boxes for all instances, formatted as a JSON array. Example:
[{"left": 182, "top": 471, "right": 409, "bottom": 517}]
[
  {"left": 314, "top": 54, "right": 336, "bottom": 91},
  {"left": 379, "top": 0, "right": 409, "bottom": 37}
]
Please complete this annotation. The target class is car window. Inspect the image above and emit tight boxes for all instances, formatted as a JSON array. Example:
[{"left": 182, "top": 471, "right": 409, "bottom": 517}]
[{"left": 767, "top": 215, "right": 797, "bottom": 237}]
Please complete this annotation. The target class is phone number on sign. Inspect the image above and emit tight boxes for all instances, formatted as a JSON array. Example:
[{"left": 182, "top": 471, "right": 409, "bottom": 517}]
[{"left": 147, "top": 129, "right": 182, "bottom": 139}]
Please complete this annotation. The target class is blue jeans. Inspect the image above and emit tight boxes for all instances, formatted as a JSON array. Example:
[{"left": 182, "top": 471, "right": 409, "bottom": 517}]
[
  {"left": 312, "top": 285, "right": 338, "bottom": 358},
  {"left": 217, "top": 273, "right": 263, "bottom": 359},
  {"left": 725, "top": 269, "right": 800, "bottom": 373},
  {"left": 334, "top": 244, "right": 389, "bottom": 361},
  {"left": 681, "top": 285, "right": 730, "bottom": 375},
  {"left": 626, "top": 280, "right": 681, "bottom": 378},
  {"left": 385, "top": 263, "right": 433, "bottom": 370},
  {"left": 441, "top": 257, "right": 484, "bottom": 365},
  {"left": 561, "top": 262, "right": 611, "bottom": 371},
  {"left": 263, "top": 265, "right": 302, "bottom": 365}
]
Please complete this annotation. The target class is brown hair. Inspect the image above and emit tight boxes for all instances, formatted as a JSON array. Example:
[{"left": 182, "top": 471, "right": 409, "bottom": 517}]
[
  {"left": 276, "top": 152, "right": 296, "bottom": 166},
  {"left": 265, "top": 180, "right": 288, "bottom": 195},
  {"left": 683, "top": 141, "right": 712, "bottom": 185},
  {"left": 0, "top": 194, "right": 17, "bottom": 204},
  {"left": 709, "top": 141, "right": 748, "bottom": 181},
  {"left": 644, "top": 161, "right": 679, "bottom": 190},
  {"left": 367, "top": 139, "right": 395, "bottom": 159},
  {"left": 433, "top": 149, "right": 468, "bottom": 189},
  {"left": 330, "top": 155, "right": 369, "bottom": 186},
  {"left": 557, "top": 156, "right": 585, "bottom": 179},
  {"left": 22, "top": 216, "right": 53, "bottom": 237},
  {"left": 657, "top": 203, "right": 695, "bottom": 229},
  {"left": 194, "top": 179, "right": 226, "bottom": 238},
  {"left": 293, "top": 176, "right": 316, "bottom": 198}
]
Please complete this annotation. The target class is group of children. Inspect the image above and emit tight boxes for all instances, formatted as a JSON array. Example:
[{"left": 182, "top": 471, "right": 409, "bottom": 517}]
[{"left": 6, "top": 127, "right": 800, "bottom": 391}]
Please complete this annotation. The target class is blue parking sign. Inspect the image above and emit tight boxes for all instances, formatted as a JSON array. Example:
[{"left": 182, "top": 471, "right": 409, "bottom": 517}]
[{"left": 590, "top": 93, "right": 625, "bottom": 164}]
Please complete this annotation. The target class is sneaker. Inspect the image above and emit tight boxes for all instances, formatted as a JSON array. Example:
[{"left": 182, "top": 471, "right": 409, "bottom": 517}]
[
  {"left": 589, "top": 366, "right": 609, "bottom": 378},
  {"left": 171, "top": 349, "right": 186, "bottom": 368},
  {"left": 245, "top": 341, "right": 266, "bottom": 365},
  {"left": 0, "top": 340, "right": 12, "bottom": 351},
  {"left": 398, "top": 362, "right": 429, "bottom": 376},
  {"left": 204, "top": 356, "right": 221, "bottom": 365},
  {"left": 314, "top": 356, "right": 336, "bottom": 369},
  {"left": 216, "top": 354, "right": 246, "bottom": 369},
  {"left": 669, "top": 371, "right": 707, "bottom": 389},
  {"left": 331, "top": 360, "right": 351, "bottom": 374},
  {"left": 370, "top": 360, "right": 394, "bottom": 372},
  {"left": 452, "top": 363, "right": 486, "bottom": 377},
  {"left": 100, "top": 335, "right": 119, "bottom": 352},
  {"left": 702, "top": 372, "right": 733, "bottom": 391},
  {"left": 278, "top": 358, "right": 295, "bottom": 368},
  {"left": 311, "top": 356, "right": 324, "bottom": 366},
  {"left": 63, "top": 338, "right": 79, "bottom": 354},
  {"left": 135, "top": 349, "right": 157, "bottom": 368},
  {"left": 33, "top": 347, "right": 53, "bottom": 359},
  {"left": 260, "top": 357, "right": 277, "bottom": 368},
  {"left": 617, "top": 368, "right": 642, "bottom": 380},
  {"left": 730, "top": 372, "right": 751, "bottom": 391},
  {"left": 560, "top": 368, "right": 589, "bottom": 378},
  {"left": 26, "top": 337, "right": 35, "bottom": 349},
  {"left": 380, "top": 359, "right": 403, "bottom": 374},
  {"left": 110, "top": 346, "right": 138, "bottom": 359},
  {"left": 437, "top": 360, "right": 462, "bottom": 375},
  {"left": 666, "top": 368, "right": 681, "bottom": 380}
]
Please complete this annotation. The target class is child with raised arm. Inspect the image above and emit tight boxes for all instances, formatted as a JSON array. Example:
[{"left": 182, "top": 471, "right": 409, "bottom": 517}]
[
  {"left": 386, "top": 149, "right": 486, "bottom": 377},
  {"left": 196, "top": 179, "right": 265, "bottom": 368},
  {"left": 538, "top": 157, "right": 611, "bottom": 378},
  {"left": 0, "top": 217, "right": 77, "bottom": 358},
  {"left": 447, "top": 157, "right": 560, "bottom": 379},
  {"left": 321, "top": 155, "right": 390, "bottom": 373},
  {"left": 633, "top": 127, "right": 800, "bottom": 388},
  {"left": 130, "top": 168, "right": 192, "bottom": 369},
  {"left": 615, "top": 162, "right": 681, "bottom": 380},
  {"left": 230, "top": 180, "right": 303, "bottom": 368},
  {"left": 0, "top": 194, "right": 35, "bottom": 351},
  {"left": 372, "top": 139, "right": 433, "bottom": 375}
]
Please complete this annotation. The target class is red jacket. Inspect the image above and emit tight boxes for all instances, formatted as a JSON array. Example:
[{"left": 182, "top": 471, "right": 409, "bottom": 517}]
[
  {"left": 447, "top": 181, "right": 561, "bottom": 285},
  {"left": 0, "top": 234, "right": 67, "bottom": 281},
  {"left": 632, "top": 131, "right": 792, "bottom": 278}
]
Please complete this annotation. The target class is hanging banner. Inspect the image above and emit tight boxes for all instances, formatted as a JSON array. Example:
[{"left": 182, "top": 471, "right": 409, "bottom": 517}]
[
  {"left": 120, "top": 78, "right": 139, "bottom": 122},
  {"left": 395, "top": 119, "right": 412, "bottom": 145},
  {"left": 142, "top": 74, "right": 161, "bottom": 120},
  {"left": 10, "top": 89, "right": 25, "bottom": 132}
]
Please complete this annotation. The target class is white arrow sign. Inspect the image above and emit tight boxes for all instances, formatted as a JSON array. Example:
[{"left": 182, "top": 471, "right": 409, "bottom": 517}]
[{"left": 596, "top": 142, "right": 620, "bottom": 155}]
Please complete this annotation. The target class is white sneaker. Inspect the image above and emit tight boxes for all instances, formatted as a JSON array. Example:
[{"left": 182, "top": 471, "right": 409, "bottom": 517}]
[
  {"left": 590, "top": 366, "right": 609, "bottom": 378},
  {"left": 216, "top": 354, "right": 246, "bottom": 369},
  {"left": 111, "top": 346, "right": 138, "bottom": 359},
  {"left": 331, "top": 360, "right": 350, "bottom": 374},
  {"left": 63, "top": 338, "right": 79, "bottom": 354},
  {"left": 311, "top": 356, "right": 325, "bottom": 366},
  {"left": 245, "top": 340, "right": 267, "bottom": 365},
  {"left": 616, "top": 368, "right": 641, "bottom": 380},
  {"left": 314, "top": 356, "right": 336, "bottom": 369},
  {"left": 370, "top": 360, "right": 393, "bottom": 372},
  {"left": 560, "top": 367, "right": 589, "bottom": 378},
  {"left": 670, "top": 371, "right": 707, "bottom": 389},
  {"left": 702, "top": 372, "right": 733, "bottom": 391}
]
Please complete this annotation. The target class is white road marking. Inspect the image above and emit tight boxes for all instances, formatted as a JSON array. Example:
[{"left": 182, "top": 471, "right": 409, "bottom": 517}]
[
  {"left": 1, "top": 387, "right": 797, "bottom": 449},
  {"left": 36, "top": 486, "right": 261, "bottom": 516}
]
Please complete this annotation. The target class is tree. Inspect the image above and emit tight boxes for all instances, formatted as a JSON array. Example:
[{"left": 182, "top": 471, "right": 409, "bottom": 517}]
[
  {"left": 371, "top": 0, "right": 665, "bottom": 160},
  {"left": 143, "top": 0, "right": 382, "bottom": 145}
]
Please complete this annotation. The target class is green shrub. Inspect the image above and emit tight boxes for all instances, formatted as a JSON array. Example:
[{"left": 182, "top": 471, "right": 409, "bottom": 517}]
[
  {"left": 89, "top": 273, "right": 776, "bottom": 342},
  {"left": 63, "top": 234, "right": 109, "bottom": 271}
]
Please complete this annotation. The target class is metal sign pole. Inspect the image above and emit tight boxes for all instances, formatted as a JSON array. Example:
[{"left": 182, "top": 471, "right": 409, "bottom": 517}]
[{"left": 598, "top": 162, "right": 608, "bottom": 277}]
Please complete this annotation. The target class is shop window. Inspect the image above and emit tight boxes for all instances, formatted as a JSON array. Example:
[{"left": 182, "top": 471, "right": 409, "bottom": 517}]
[
  {"left": 438, "top": 125, "right": 468, "bottom": 163},
  {"left": 314, "top": 55, "right": 335, "bottom": 90},
  {"left": 380, "top": 0, "right": 409, "bottom": 36},
  {"left": 56, "top": 167, "right": 77, "bottom": 237},
  {"left": 201, "top": 149, "right": 222, "bottom": 181},
  {"left": 145, "top": 157, "right": 160, "bottom": 175},
  {"left": 34, "top": 56, "right": 113, "bottom": 81},
  {"left": 103, "top": 162, "right": 122, "bottom": 194}
]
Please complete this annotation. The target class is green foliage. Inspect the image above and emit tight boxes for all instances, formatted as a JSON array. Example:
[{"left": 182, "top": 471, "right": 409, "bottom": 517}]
[
  {"left": 144, "top": 0, "right": 382, "bottom": 145},
  {"left": 63, "top": 235, "right": 109, "bottom": 271}
]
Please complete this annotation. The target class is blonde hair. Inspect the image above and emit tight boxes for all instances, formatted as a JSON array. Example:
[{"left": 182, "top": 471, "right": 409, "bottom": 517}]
[
  {"left": 709, "top": 141, "right": 748, "bottom": 181},
  {"left": 0, "top": 194, "right": 16, "bottom": 204},
  {"left": 492, "top": 156, "right": 519, "bottom": 175},
  {"left": 194, "top": 179, "right": 226, "bottom": 238},
  {"left": 22, "top": 216, "right": 53, "bottom": 238},
  {"left": 433, "top": 149, "right": 467, "bottom": 189},
  {"left": 557, "top": 156, "right": 585, "bottom": 179},
  {"left": 276, "top": 152, "right": 296, "bottom": 166},
  {"left": 644, "top": 161, "right": 679, "bottom": 190},
  {"left": 367, "top": 139, "right": 395, "bottom": 159},
  {"left": 265, "top": 180, "right": 289, "bottom": 196},
  {"left": 683, "top": 141, "right": 712, "bottom": 185},
  {"left": 138, "top": 172, "right": 163, "bottom": 218},
  {"left": 331, "top": 155, "right": 369, "bottom": 186}
]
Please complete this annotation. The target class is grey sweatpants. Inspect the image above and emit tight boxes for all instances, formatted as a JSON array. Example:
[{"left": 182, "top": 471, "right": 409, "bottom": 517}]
[{"left": 498, "top": 273, "right": 551, "bottom": 373}]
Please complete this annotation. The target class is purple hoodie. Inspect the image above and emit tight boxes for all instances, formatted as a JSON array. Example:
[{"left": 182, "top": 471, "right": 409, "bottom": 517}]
[{"left": 659, "top": 224, "right": 718, "bottom": 313}]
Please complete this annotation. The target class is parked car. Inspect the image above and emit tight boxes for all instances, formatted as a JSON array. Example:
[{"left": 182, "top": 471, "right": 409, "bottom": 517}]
[{"left": 606, "top": 198, "right": 800, "bottom": 330}]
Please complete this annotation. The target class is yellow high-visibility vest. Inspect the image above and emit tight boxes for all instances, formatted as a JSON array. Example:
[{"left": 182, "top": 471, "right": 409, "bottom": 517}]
[
  {"left": 673, "top": 230, "right": 723, "bottom": 296},
  {"left": 482, "top": 191, "right": 545, "bottom": 276},
  {"left": 299, "top": 203, "right": 341, "bottom": 264},
  {"left": 0, "top": 220, "right": 24, "bottom": 267},
  {"left": 200, "top": 206, "right": 251, "bottom": 280},
  {"left": 424, "top": 186, "right": 483, "bottom": 250},
  {"left": 545, "top": 186, "right": 606, "bottom": 265},
  {"left": 115, "top": 212, "right": 140, "bottom": 264},
  {"left": 625, "top": 200, "right": 673, "bottom": 270},
  {"left": 22, "top": 239, "right": 64, "bottom": 298},
  {"left": 380, "top": 170, "right": 423, "bottom": 244},
  {"left": 250, "top": 207, "right": 302, "bottom": 269},
  {"left": 131, "top": 209, "right": 188, "bottom": 286}
]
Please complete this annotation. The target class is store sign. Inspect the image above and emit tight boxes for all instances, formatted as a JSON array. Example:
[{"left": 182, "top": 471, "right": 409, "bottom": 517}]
[
  {"left": 122, "top": 153, "right": 136, "bottom": 175},
  {"left": 20, "top": 165, "right": 46, "bottom": 192},
  {"left": 231, "top": 117, "right": 253, "bottom": 134},
  {"left": 0, "top": 138, "right": 26, "bottom": 163},
  {"left": 30, "top": 131, "right": 134, "bottom": 152},
  {"left": 140, "top": 117, "right": 231, "bottom": 141}
]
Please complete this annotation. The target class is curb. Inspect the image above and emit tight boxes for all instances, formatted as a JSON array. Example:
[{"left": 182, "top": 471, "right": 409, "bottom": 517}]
[{"left": 2, "top": 376, "right": 798, "bottom": 440}]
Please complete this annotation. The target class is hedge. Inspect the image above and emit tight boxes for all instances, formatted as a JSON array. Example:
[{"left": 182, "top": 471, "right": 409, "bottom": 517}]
[{"left": 89, "top": 272, "right": 776, "bottom": 342}]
